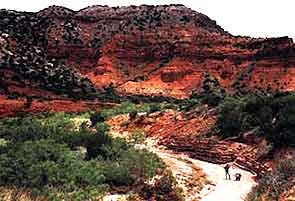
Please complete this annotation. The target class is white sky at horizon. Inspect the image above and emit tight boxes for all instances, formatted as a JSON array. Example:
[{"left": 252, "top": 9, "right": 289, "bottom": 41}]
[{"left": 1, "top": 0, "right": 294, "bottom": 40}]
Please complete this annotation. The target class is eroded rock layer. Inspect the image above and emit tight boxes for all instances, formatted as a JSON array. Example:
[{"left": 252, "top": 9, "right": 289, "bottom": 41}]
[
  {"left": 0, "top": 5, "right": 295, "bottom": 100},
  {"left": 108, "top": 109, "right": 268, "bottom": 175}
]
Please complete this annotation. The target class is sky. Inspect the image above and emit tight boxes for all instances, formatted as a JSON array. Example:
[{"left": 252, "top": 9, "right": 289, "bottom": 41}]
[{"left": 1, "top": 0, "right": 294, "bottom": 40}]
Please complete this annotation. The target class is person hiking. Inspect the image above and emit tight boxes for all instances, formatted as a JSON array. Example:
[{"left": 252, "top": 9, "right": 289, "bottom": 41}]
[
  {"left": 235, "top": 173, "right": 242, "bottom": 181},
  {"left": 224, "top": 164, "right": 231, "bottom": 180}
]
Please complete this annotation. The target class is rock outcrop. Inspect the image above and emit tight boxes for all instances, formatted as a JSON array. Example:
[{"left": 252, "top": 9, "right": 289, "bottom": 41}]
[
  {"left": 108, "top": 109, "right": 268, "bottom": 175},
  {"left": 0, "top": 4, "right": 295, "bottom": 100}
]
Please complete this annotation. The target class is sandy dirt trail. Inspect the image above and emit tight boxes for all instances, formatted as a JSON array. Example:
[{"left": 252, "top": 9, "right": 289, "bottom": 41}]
[
  {"left": 147, "top": 140, "right": 257, "bottom": 201},
  {"left": 197, "top": 160, "right": 257, "bottom": 201},
  {"left": 152, "top": 148, "right": 206, "bottom": 201},
  {"left": 106, "top": 123, "right": 257, "bottom": 201}
]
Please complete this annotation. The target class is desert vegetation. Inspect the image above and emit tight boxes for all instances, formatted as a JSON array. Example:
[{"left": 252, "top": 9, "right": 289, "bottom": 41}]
[
  {"left": 216, "top": 92, "right": 295, "bottom": 148},
  {"left": 90, "top": 101, "right": 174, "bottom": 125},
  {"left": 0, "top": 112, "right": 182, "bottom": 201},
  {"left": 246, "top": 157, "right": 295, "bottom": 201},
  {"left": 1, "top": 3, "right": 295, "bottom": 200},
  {"left": 209, "top": 91, "right": 295, "bottom": 200}
]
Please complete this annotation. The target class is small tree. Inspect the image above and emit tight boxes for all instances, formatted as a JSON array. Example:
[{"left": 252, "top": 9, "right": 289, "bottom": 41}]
[
  {"left": 129, "top": 128, "right": 146, "bottom": 145},
  {"left": 24, "top": 96, "right": 33, "bottom": 109},
  {"left": 90, "top": 112, "right": 105, "bottom": 126},
  {"left": 200, "top": 73, "right": 225, "bottom": 107},
  {"left": 129, "top": 110, "right": 138, "bottom": 120}
]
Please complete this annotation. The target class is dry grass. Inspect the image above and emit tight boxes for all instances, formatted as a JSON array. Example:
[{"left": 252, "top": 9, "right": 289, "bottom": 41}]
[{"left": 0, "top": 187, "right": 45, "bottom": 201}]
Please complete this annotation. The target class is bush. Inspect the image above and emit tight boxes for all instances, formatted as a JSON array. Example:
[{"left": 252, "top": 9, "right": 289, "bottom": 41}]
[
  {"left": 201, "top": 93, "right": 222, "bottom": 107},
  {"left": 180, "top": 96, "right": 201, "bottom": 111},
  {"left": 128, "top": 128, "right": 146, "bottom": 145},
  {"left": 99, "top": 102, "right": 136, "bottom": 120},
  {"left": 99, "top": 137, "right": 129, "bottom": 160},
  {"left": 246, "top": 157, "right": 295, "bottom": 201},
  {"left": 149, "top": 103, "right": 161, "bottom": 113},
  {"left": 100, "top": 162, "right": 134, "bottom": 186},
  {"left": 216, "top": 96, "right": 245, "bottom": 137},
  {"left": 129, "top": 110, "right": 138, "bottom": 120},
  {"left": 79, "top": 122, "right": 112, "bottom": 159},
  {"left": 138, "top": 169, "right": 184, "bottom": 201},
  {"left": 199, "top": 74, "right": 225, "bottom": 107},
  {"left": 0, "top": 113, "right": 168, "bottom": 200},
  {"left": 119, "top": 148, "right": 164, "bottom": 180},
  {"left": 154, "top": 170, "right": 176, "bottom": 194},
  {"left": 98, "top": 101, "right": 168, "bottom": 121},
  {"left": 0, "top": 114, "right": 115, "bottom": 160},
  {"left": 0, "top": 113, "right": 75, "bottom": 143},
  {"left": 271, "top": 97, "right": 295, "bottom": 147},
  {"left": 216, "top": 93, "right": 295, "bottom": 148},
  {"left": 90, "top": 111, "right": 106, "bottom": 126},
  {"left": 95, "top": 122, "right": 110, "bottom": 134},
  {"left": 0, "top": 140, "right": 106, "bottom": 191}
]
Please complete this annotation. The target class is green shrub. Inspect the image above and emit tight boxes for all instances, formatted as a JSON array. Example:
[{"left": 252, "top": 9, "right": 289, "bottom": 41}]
[
  {"left": 217, "top": 93, "right": 295, "bottom": 148},
  {"left": 100, "top": 162, "right": 134, "bottom": 186},
  {"left": 201, "top": 93, "right": 222, "bottom": 107},
  {"left": 154, "top": 170, "right": 176, "bottom": 194},
  {"left": 138, "top": 169, "right": 184, "bottom": 201},
  {"left": 0, "top": 140, "right": 105, "bottom": 189},
  {"left": 148, "top": 103, "right": 161, "bottom": 113},
  {"left": 77, "top": 123, "right": 112, "bottom": 160},
  {"left": 0, "top": 113, "right": 74, "bottom": 144},
  {"left": 121, "top": 120, "right": 131, "bottom": 128},
  {"left": 129, "top": 128, "right": 146, "bottom": 145},
  {"left": 180, "top": 97, "right": 200, "bottom": 111},
  {"left": 200, "top": 74, "right": 225, "bottom": 106},
  {"left": 0, "top": 114, "right": 115, "bottom": 160},
  {"left": 129, "top": 110, "right": 138, "bottom": 120},
  {"left": 0, "top": 112, "right": 168, "bottom": 200},
  {"left": 119, "top": 148, "right": 164, "bottom": 180},
  {"left": 44, "top": 185, "right": 107, "bottom": 201},
  {"left": 246, "top": 157, "right": 295, "bottom": 201},
  {"left": 90, "top": 111, "right": 106, "bottom": 126},
  {"left": 0, "top": 138, "right": 8, "bottom": 147},
  {"left": 98, "top": 101, "right": 169, "bottom": 121},
  {"left": 118, "top": 102, "right": 138, "bottom": 114},
  {"left": 99, "top": 137, "right": 129, "bottom": 160},
  {"left": 137, "top": 103, "right": 152, "bottom": 113},
  {"left": 95, "top": 122, "right": 110, "bottom": 134},
  {"left": 271, "top": 96, "right": 295, "bottom": 147},
  {"left": 216, "top": 96, "right": 245, "bottom": 137}
]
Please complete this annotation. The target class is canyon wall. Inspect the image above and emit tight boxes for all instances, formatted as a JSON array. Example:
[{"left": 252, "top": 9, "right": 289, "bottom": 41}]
[{"left": 0, "top": 4, "right": 295, "bottom": 100}]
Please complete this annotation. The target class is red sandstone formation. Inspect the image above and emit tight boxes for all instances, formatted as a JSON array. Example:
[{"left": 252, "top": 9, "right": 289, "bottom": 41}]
[
  {"left": 0, "top": 7, "right": 290, "bottom": 199},
  {"left": 0, "top": 4, "right": 295, "bottom": 114}
]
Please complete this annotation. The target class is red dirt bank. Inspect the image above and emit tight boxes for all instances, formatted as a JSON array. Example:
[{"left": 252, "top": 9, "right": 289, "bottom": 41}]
[
  {"left": 0, "top": 96, "right": 114, "bottom": 118},
  {"left": 108, "top": 108, "right": 268, "bottom": 175}
]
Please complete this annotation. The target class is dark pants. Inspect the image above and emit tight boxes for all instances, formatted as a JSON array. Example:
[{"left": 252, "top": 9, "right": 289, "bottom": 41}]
[
  {"left": 225, "top": 171, "right": 231, "bottom": 180},
  {"left": 235, "top": 174, "right": 241, "bottom": 181}
]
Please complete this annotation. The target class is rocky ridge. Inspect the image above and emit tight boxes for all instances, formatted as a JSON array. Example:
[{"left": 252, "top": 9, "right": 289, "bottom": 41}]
[{"left": 0, "top": 4, "right": 295, "bottom": 102}]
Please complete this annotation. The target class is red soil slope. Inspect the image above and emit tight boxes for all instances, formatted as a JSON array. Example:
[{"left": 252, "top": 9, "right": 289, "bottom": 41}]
[{"left": 0, "top": 5, "right": 295, "bottom": 115}]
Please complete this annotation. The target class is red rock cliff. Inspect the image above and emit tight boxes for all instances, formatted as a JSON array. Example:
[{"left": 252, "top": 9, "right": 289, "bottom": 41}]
[{"left": 1, "top": 4, "right": 295, "bottom": 99}]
